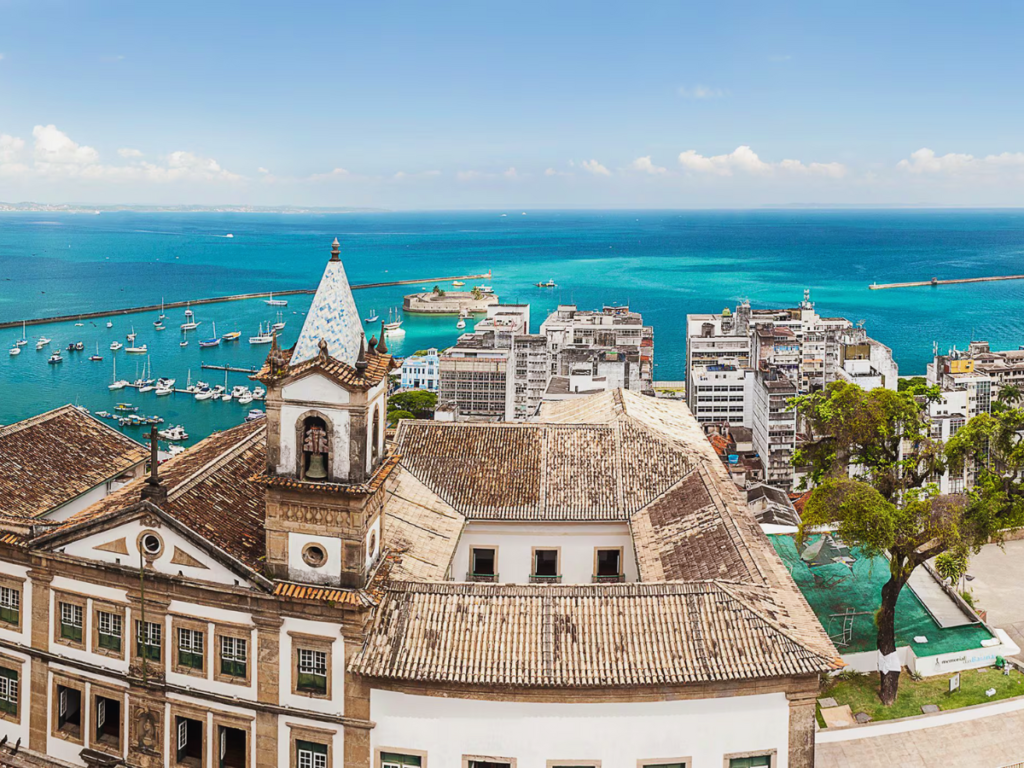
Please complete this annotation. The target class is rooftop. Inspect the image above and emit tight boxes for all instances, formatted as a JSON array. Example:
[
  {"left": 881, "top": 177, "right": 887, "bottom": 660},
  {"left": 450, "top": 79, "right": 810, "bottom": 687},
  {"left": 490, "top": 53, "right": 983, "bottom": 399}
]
[{"left": 0, "top": 405, "right": 147, "bottom": 519}]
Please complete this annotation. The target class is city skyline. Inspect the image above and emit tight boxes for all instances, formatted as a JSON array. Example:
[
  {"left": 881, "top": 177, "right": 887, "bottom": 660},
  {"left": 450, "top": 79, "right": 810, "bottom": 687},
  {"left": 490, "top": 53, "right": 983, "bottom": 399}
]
[{"left": 3, "top": 0, "right": 1024, "bottom": 208}]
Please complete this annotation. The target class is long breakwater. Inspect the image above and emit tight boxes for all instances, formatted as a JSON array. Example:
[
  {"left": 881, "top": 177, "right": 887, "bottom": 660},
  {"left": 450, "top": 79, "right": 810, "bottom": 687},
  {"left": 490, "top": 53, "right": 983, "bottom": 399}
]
[
  {"left": 0, "top": 273, "right": 492, "bottom": 329},
  {"left": 869, "top": 274, "right": 1024, "bottom": 290}
]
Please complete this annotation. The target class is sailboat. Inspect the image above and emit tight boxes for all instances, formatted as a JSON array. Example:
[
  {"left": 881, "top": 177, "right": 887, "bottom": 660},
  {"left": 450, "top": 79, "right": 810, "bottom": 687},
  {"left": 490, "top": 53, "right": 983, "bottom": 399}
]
[
  {"left": 181, "top": 302, "right": 200, "bottom": 331},
  {"left": 89, "top": 343, "right": 103, "bottom": 361},
  {"left": 249, "top": 323, "right": 273, "bottom": 344},
  {"left": 220, "top": 369, "right": 232, "bottom": 401},
  {"left": 158, "top": 298, "right": 166, "bottom": 320},
  {"left": 271, "top": 312, "right": 286, "bottom": 332},
  {"left": 180, "top": 329, "right": 189, "bottom": 348},
  {"left": 384, "top": 307, "right": 405, "bottom": 337},
  {"left": 199, "top": 322, "right": 221, "bottom": 348},
  {"left": 106, "top": 319, "right": 113, "bottom": 329},
  {"left": 264, "top": 292, "right": 288, "bottom": 307},
  {"left": 8, "top": 345, "right": 19, "bottom": 356},
  {"left": 108, "top": 355, "right": 129, "bottom": 390},
  {"left": 15, "top": 321, "right": 27, "bottom": 347},
  {"left": 364, "top": 309, "right": 379, "bottom": 323}
]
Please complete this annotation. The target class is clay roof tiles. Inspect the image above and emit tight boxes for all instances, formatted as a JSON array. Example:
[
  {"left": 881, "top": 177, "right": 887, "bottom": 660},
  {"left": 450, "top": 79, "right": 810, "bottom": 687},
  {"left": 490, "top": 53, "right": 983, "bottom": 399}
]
[{"left": 0, "top": 405, "right": 146, "bottom": 519}]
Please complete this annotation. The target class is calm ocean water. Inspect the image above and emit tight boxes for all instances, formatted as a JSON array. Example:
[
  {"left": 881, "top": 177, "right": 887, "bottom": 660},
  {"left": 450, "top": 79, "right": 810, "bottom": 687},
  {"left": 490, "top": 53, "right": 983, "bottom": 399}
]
[{"left": 2, "top": 209, "right": 1024, "bottom": 445}]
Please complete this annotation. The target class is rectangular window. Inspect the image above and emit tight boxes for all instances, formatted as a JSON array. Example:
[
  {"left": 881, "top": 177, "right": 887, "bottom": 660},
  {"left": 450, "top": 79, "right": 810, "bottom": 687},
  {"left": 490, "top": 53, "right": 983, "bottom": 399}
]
[
  {"left": 178, "top": 628, "right": 205, "bottom": 670},
  {"left": 469, "top": 547, "right": 497, "bottom": 581},
  {"left": 60, "top": 603, "right": 84, "bottom": 643},
  {"left": 381, "top": 754, "right": 422, "bottom": 768},
  {"left": 136, "top": 621, "right": 162, "bottom": 661},
  {"left": 97, "top": 611, "right": 122, "bottom": 652},
  {"left": 57, "top": 685, "right": 81, "bottom": 735},
  {"left": 729, "top": 757, "right": 771, "bottom": 768},
  {"left": 296, "top": 649, "right": 327, "bottom": 695},
  {"left": 219, "top": 725, "right": 247, "bottom": 768},
  {"left": 467, "top": 761, "right": 513, "bottom": 768},
  {"left": 0, "top": 668, "right": 17, "bottom": 715},
  {"left": 0, "top": 587, "right": 19, "bottom": 626},
  {"left": 595, "top": 548, "right": 622, "bottom": 580},
  {"left": 532, "top": 549, "right": 559, "bottom": 580},
  {"left": 176, "top": 716, "right": 203, "bottom": 766},
  {"left": 297, "top": 740, "right": 328, "bottom": 768},
  {"left": 220, "top": 636, "right": 247, "bottom": 678},
  {"left": 95, "top": 694, "right": 121, "bottom": 747}
]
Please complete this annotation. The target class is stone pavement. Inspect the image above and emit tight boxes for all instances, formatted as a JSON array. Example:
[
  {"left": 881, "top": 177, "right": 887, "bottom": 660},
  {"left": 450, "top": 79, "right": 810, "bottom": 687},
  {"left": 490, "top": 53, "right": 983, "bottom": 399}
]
[
  {"left": 817, "top": 706, "right": 1024, "bottom": 767},
  {"left": 966, "top": 539, "right": 1024, "bottom": 659}
]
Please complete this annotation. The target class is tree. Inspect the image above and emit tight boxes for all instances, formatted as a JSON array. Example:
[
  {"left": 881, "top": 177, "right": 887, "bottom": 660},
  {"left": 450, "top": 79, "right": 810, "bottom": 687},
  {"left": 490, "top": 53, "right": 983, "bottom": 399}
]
[
  {"left": 998, "top": 383, "right": 1023, "bottom": 408},
  {"left": 388, "top": 390, "right": 438, "bottom": 418},
  {"left": 471, "top": 286, "right": 483, "bottom": 300},
  {"left": 793, "top": 381, "right": 1021, "bottom": 705},
  {"left": 432, "top": 285, "right": 445, "bottom": 297},
  {"left": 387, "top": 409, "right": 415, "bottom": 426}
]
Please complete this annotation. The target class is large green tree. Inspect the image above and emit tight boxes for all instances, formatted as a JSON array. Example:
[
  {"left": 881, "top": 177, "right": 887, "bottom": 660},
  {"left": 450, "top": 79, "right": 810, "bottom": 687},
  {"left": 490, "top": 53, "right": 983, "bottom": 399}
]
[{"left": 793, "top": 381, "right": 1022, "bottom": 705}]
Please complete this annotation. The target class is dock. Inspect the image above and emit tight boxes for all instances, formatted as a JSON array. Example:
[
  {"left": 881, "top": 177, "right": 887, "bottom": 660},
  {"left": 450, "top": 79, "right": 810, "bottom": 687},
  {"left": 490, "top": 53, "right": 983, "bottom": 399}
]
[
  {"left": 869, "top": 274, "right": 1024, "bottom": 290},
  {"left": 0, "top": 273, "right": 493, "bottom": 329},
  {"left": 200, "top": 364, "right": 259, "bottom": 373}
]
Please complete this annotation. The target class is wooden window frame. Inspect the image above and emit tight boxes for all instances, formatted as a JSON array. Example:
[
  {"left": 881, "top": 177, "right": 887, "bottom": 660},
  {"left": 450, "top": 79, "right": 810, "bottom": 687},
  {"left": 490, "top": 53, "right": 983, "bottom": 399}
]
[
  {"left": 171, "top": 703, "right": 207, "bottom": 768},
  {"left": 134, "top": 618, "right": 163, "bottom": 664},
  {"left": 290, "top": 723, "right": 337, "bottom": 768},
  {"left": 54, "top": 592, "right": 87, "bottom": 649},
  {"left": 172, "top": 616, "right": 208, "bottom": 678},
  {"left": 637, "top": 760, "right": 691, "bottom": 768},
  {"left": 547, "top": 762, "right": 601, "bottom": 768},
  {"left": 0, "top": 574, "right": 25, "bottom": 631},
  {"left": 462, "top": 757, "right": 517, "bottom": 768},
  {"left": 211, "top": 711, "right": 253, "bottom": 768},
  {"left": 468, "top": 545, "right": 499, "bottom": 582},
  {"left": 91, "top": 601, "right": 126, "bottom": 660},
  {"left": 593, "top": 546, "right": 625, "bottom": 583},
  {"left": 289, "top": 632, "right": 333, "bottom": 700},
  {"left": 214, "top": 623, "right": 253, "bottom": 686},
  {"left": 0, "top": 653, "right": 23, "bottom": 724},
  {"left": 530, "top": 547, "right": 561, "bottom": 583},
  {"left": 51, "top": 674, "right": 85, "bottom": 744},
  {"left": 90, "top": 685, "right": 125, "bottom": 755},
  {"left": 722, "top": 749, "right": 777, "bottom": 768},
  {"left": 377, "top": 747, "right": 428, "bottom": 767}
]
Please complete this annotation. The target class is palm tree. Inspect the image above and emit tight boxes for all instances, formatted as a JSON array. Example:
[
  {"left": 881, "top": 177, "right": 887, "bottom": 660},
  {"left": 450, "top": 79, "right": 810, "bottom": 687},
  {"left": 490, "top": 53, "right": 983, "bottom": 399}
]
[{"left": 998, "top": 383, "right": 1022, "bottom": 407}]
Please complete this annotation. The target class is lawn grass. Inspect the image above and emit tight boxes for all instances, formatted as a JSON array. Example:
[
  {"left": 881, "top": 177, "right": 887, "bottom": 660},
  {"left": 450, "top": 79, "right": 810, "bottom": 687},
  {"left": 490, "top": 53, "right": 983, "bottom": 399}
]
[{"left": 820, "top": 666, "right": 1024, "bottom": 724}]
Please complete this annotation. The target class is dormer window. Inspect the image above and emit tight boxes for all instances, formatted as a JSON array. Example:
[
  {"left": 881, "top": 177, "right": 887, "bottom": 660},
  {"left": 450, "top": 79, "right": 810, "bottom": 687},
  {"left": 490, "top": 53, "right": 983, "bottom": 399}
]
[
  {"left": 468, "top": 547, "right": 497, "bottom": 582},
  {"left": 531, "top": 549, "right": 561, "bottom": 583},
  {"left": 301, "top": 417, "right": 329, "bottom": 481},
  {"left": 594, "top": 547, "right": 625, "bottom": 583}
]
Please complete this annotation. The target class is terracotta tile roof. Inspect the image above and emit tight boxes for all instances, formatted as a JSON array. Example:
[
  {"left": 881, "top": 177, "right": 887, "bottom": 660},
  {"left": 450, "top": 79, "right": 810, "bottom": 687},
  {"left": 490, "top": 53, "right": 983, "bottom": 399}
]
[
  {"left": 46, "top": 420, "right": 269, "bottom": 573},
  {"left": 350, "top": 581, "right": 839, "bottom": 686},
  {"left": 273, "top": 581, "right": 372, "bottom": 607},
  {"left": 0, "top": 405, "right": 146, "bottom": 519},
  {"left": 394, "top": 420, "right": 694, "bottom": 522},
  {"left": 383, "top": 470, "right": 465, "bottom": 581},
  {"left": 253, "top": 343, "right": 393, "bottom": 392}
]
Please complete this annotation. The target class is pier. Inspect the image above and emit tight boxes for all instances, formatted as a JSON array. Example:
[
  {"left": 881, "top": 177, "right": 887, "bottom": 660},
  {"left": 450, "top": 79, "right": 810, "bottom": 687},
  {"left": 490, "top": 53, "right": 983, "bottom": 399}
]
[
  {"left": 0, "top": 272, "right": 493, "bottom": 329},
  {"left": 869, "top": 274, "right": 1024, "bottom": 290},
  {"left": 200, "top": 364, "right": 259, "bottom": 373}
]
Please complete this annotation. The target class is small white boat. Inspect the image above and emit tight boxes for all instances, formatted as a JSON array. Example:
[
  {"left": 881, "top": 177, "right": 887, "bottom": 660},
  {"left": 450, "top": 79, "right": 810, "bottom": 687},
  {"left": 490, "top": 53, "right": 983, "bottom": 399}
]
[
  {"left": 477, "top": 285, "right": 494, "bottom": 294},
  {"left": 9, "top": 346, "right": 20, "bottom": 356},
  {"left": 110, "top": 341, "right": 123, "bottom": 351},
  {"left": 127, "top": 325, "right": 136, "bottom": 341},
  {"left": 534, "top": 279, "right": 557, "bottom": 288},
  {"left": 231, "top": 385, "right": 250, "bottom": 398},
  {"left": 456, "top": 318, "right": 466, "bottom": 330},
  {"left": 225, "top": 234, "right": 234, "bottom": 238},
  {"left": 180, "top": 330, "right": 188, "bottom": 348},
  {"left": 105, "top": 321, "right": 113, "bottom": 329},
  {"left": 194, "top": 390, "right": 215, "bottom": 401},
  {"left": 126, "top": 344, "right": 147, "bottom": 354},
  {"left": 238, "top": 393, "right": 254, "bottom": 405},
  {"left": 139, "top": 384, "right": 155, "bottom": 393},
  {"left": 48, "top": 352, "right": 63, "bottom": 364},
  {"left": 166, "top": 444, "right": 186, "bottom": 458},
  {"left": 249, "top": 323, "right": 273, "bottom": 344},
  {"left": 452, "top": 280, "right": 465, "bottom": 287},
  {"left": 155, "top": 385, "right": 173, "bottom": 396},
  {"left": 199, "top": 322, "right": 221, "bottom": 348},
  {"left": 245, "top": 409, "right": 265, "bottom": 422},
  {"left": 271, "top": 312, "right": 286, "bottom": 331},
  {"left": 16, "top": 321, "right": 27, "bottom": 346},
  {"left": 221, "top": 331, "right": 241, "bottom": 342},
  {"left": 181, "top": 304, "right": 200, "bottom": 330},
  {"left": 252, "top": 386, "right": 266, "bottom": 400},
  {"left": 364, "top": 310, "right": 379, "bottom": 323},
  {"left": 36, "top": 337, "right": 51, "bottom": 350},
  {"left": 159, "top": 425, "right": 188, "bottom": 441},
  {"left": 158, "top": 299, "right": 166, "bottom": 320},
  {"left": 157, "top": 377, "right": 176, "bottom": 388},
  {"left": 264, "top": 293, "right": 288, "bottom": 307},
  {"left": 383, "top": 307, "right": 403, "bottom": 332}
]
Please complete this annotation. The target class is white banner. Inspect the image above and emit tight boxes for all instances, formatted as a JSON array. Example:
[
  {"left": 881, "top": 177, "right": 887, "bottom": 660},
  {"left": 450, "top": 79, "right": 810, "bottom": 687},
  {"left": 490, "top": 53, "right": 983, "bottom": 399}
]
[{"left": 877, "top": 650, "right": 902, "bottom": 673}]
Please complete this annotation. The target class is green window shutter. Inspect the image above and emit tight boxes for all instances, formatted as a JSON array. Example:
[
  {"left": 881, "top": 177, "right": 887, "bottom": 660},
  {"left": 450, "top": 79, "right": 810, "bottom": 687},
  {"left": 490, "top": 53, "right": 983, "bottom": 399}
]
[
  {"left": 729, "top": 758, "right": 771, "bottom": 768},
  {"left": 381, "top": 753, "right": 422, "bottom": 767}
]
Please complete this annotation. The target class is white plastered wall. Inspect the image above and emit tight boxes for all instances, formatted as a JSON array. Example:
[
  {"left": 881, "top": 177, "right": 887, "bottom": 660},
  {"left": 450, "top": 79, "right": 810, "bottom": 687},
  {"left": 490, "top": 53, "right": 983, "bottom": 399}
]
[
  {"left": 280, "top": 374, "right": 354, "bottom": 480},
  {"left": 370, "top": 689, "right": 791, "bottom": 768}
]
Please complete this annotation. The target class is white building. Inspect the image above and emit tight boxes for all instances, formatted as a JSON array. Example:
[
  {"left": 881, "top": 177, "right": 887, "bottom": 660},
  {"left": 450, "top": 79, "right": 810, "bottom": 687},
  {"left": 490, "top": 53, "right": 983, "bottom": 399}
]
[{"left": 399, "top": 348, "right": 439, "bottom": 392}]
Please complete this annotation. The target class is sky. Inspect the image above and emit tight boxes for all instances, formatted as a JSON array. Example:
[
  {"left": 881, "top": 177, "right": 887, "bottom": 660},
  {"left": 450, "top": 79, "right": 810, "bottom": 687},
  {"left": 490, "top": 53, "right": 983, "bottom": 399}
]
[{"left": 2, "top": 0, "right": 1024, "bottom": 209}]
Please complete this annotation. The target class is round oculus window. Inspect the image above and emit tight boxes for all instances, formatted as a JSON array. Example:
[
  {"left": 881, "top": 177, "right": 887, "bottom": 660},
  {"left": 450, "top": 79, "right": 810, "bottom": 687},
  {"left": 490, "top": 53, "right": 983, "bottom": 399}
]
[
  {"left": 302, "top": 543, "right": 327, "bottom": 568},
  {"left": 140, "top": 531, "right": 163, "bottom": 557}
]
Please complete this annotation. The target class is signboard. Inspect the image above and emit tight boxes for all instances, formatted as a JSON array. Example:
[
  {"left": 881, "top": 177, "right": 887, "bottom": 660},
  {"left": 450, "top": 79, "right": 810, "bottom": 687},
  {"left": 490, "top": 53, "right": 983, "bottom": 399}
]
[{"left": 949, "top": 672, "right": 960, "bottom": 693}]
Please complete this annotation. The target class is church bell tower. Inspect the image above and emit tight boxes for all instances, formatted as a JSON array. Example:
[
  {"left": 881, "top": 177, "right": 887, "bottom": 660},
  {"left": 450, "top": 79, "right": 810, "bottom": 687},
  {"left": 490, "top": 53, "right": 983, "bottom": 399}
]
[{"left": 253, "top": 238, "right": 395, "bottom": 587}]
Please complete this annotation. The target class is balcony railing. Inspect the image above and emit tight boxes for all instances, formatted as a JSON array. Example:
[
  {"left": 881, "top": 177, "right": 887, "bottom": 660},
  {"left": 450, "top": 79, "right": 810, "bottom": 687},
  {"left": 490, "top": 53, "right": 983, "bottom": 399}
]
[
  {"left": 529, "top": 574, "right": 562, "bottom": 584},
  {"left": 592, "top": 574, "right": 625, "bottom": 583},
  {"left": 466, "top": 572, "right": 499, "bottom": 583}
]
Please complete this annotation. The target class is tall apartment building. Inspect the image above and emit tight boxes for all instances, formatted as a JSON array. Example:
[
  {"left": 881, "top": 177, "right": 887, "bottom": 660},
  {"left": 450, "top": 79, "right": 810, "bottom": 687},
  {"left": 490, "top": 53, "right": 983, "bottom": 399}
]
[
  {"left": 686, "top": 291, "right": 897, "bottom": 488},
  {"left": 751, "top": 364, "right": 800, "bottom": 487},
  {"left": 440, "top": 303, "right": 655, "bottom": 421}
]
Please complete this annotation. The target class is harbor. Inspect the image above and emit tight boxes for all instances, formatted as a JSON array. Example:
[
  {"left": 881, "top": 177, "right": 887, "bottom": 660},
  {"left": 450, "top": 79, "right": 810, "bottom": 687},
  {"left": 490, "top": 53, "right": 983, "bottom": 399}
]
[{"left": 869, "top": 274, "right": 1024, "bottom": 290}]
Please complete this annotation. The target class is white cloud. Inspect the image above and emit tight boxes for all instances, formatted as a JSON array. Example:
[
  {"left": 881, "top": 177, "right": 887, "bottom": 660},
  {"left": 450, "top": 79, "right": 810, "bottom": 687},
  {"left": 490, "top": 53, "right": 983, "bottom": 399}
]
[
  {"left": 33, "top": 124, "right": 100, "bottom": 166},
  {"left": 456, "top": 167, "right": 521, "bottom": 181},
  {"left": 257, "top": 167, "right": 270, "bottom": 174},
  {"left": 896, "top": 147, "right": 1024, "bottom": 176},
  {"left": 678, "top": 145, "right": 845, "bottom": 178},
  {"left": 628, "top": 156, "right": 667, "bottom": 175},
  {"left": 0, "top": 125, "right": 242, "bottom": 184},
  {"left": 544, "top": 167, "right": 573, "bottom": 177},
  {"left": 502, "top": 167, "right": 519, "bottom": 179},
  {"left": 394, "top": 169, "right": 441, "bottom": 180},
  {"left": 0, "top": 134, "right": 25, "bottom": 164},
  {"left": 308, "top": 167, "right": 352, "bottom": 182},
  {"left": 581, "top": 159, "right": 611, "bottom": 176},
  {"left": 118, "top": 148, "right": 143, "bottom": 158},
  {"left": 678, "top": 85, "right": 725, "bottom": 99}
]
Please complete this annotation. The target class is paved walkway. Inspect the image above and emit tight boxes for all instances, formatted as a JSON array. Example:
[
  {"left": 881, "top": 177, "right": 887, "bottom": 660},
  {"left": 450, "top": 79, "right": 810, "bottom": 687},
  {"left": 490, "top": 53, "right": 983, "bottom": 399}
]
[
  {"left": 817, "top": 707, "right": 1024, "bottom": 767},
  {"left": 967, "top": 540, "right": 1024, "bottom": 658}
]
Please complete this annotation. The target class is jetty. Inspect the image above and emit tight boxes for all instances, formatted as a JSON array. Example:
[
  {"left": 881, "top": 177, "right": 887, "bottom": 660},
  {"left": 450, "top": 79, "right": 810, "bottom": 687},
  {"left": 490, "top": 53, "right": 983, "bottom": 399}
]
[
  {"left": 200, "top": 364, "right": 259, "bottom": 374},
  {"left": 869, "top": 274, "right": 1024, "bottom": 290},
  {"left": 0, "top": 272, "right": 492, "bottom": 330}
]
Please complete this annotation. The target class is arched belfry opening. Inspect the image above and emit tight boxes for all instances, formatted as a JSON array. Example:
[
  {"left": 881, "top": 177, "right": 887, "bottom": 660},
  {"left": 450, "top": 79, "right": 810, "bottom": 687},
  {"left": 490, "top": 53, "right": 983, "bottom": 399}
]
[
  {"left": 299, "top": 415, "right": 330, "bottom": 481},
  {"left": 372, "top": 405, "right": 381, "bottom": 465}
]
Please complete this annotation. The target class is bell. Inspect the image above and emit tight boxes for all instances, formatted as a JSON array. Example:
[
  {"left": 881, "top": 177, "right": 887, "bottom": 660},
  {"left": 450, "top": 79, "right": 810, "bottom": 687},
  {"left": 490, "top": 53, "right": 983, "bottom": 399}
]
[{"left": 305, "top": 453, "right": 328, "bottom": 480}]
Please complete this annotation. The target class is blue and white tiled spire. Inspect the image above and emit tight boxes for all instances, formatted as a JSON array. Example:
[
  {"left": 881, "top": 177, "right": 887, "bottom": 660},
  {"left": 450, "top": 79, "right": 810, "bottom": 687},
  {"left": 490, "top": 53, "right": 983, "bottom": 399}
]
[{"left": 290, "top": 238, "right": 364, "bottom": 366}]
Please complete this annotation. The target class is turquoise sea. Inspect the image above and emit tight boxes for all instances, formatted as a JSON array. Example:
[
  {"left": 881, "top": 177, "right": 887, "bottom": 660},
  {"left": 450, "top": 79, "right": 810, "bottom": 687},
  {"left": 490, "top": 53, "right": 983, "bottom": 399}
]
[{"left": 3, "top": 209, "right": 1024, "bottom": 446}]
